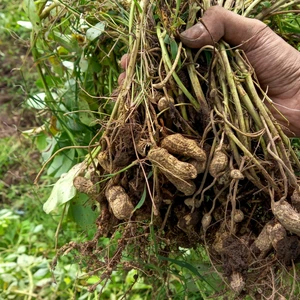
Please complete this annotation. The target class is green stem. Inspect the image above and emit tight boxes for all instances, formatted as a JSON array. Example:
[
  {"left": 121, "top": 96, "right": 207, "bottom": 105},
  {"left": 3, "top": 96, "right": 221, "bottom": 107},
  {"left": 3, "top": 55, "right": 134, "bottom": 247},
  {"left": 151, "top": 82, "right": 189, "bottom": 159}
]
[
  {"left": 31, "top": 33, "right": 84, "bottom": 157},
  {"left": 255, "top": 0, "right": 293, "bottom": 20},
  {"left": 156, "top": 24, "right": 200, "bottom": 110},
  {"left": 128, "top": 0, "right": 136, "bottom": 49},
  {"left": 226, "top": 127, "right": 280, "bottom": 193},
  {"left": 185, "top": 3, "right": 208, "bottom": 115},
  {"left": 219, "top": 43, "right": 249, "bottom": 149},
  {"left": 218, "top": 66, "right": 241, "bottom": 165},
  {"left": 243, "top": 0, "right": 263, "bottom": 17}
]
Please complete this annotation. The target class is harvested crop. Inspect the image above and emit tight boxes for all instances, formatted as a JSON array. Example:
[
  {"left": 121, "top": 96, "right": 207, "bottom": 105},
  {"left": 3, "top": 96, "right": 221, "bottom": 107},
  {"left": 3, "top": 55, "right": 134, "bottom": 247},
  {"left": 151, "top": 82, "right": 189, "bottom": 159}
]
[
  {"left": 164, "top": 172, "right": 196, "bottom": 196},
  {"left": 73, "top": 176, "right": 97, "bottom": 195},
  {"left": 105, "top": 186, "right": 134, "bottom": 220},
  {"left": 161, "top": 133, "right": 206, "bottom": 161},
  {"left": 233, "top": 209, "right": 244, "bottom": 223},
  {"left": 51, "top": 0, "right": 300, "bottom": 298},
  {"left": 272, "top": 200, "right": 300, "bottom": 237},
  {"left": 157, "top": 96, "right": 174, "bottom": 112},
  {"left": 147, "top": 147, "right": 197, "bottom": 180},
  {"left": 209, "top": 150, "right": 229, "bottom": 178},
  {"left": 97, "top": 151, "right": 111, "bottom": 172}
]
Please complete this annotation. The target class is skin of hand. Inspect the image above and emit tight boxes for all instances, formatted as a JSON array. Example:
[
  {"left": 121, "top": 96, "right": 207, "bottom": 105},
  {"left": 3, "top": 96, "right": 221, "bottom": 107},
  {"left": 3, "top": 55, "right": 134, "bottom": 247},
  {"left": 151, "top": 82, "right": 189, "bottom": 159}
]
[{"left": 180, "top": 6, "right": 300, "bottom": 137}]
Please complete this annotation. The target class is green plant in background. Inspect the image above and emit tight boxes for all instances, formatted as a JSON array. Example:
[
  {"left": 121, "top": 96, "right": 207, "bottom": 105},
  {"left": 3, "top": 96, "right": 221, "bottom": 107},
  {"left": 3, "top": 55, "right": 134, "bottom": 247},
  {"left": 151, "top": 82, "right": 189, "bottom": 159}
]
[
  {"left": 0, "top": 208, "right": 154, "bottom": 299},
  {"left": 23, "top": 0, "right": 129, "bottom": 180}
]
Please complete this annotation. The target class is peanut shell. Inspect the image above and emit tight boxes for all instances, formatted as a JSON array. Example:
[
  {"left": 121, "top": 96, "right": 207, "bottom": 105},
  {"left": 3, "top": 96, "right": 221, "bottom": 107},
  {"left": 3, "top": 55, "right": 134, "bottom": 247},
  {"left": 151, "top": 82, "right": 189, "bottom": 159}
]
[
  {"left": 233, "top": 209, "right": 244, "bottom": 223},
  {"left": 105, "top": 186, "right": 134, "bottom": 220},
  {"left": 164, "top": 172, "right": 196, "bottom": 196},
  {"left": 147, "top": 147, "right": 197, "bottom": 180},
  {"left": 291, "top": 187, "right": 300, "bottom": 211},
  {"left": 97, "top": 151, "right": 110, "bottom": 172},
  {"left": 272, "top": 200, "right": 300, "bottom": 236},
  {"left": 157, "top": 96, "right": 174, "bottom": 111},
  {"left": 73, "top": 176, "right": 97, "bottom": 195},
  {"left": 201, "top": 213, "right": 212, "bottom": 231},
  {"left": 209, "top": 150, "right": 228, "bottom": 178},
  {"left": 161, "top": 133, "right": 206, "bottom": 161},
  {"left": 188, "top": 158, "right": 206, "bottom": 174},
  {"left": 230, "top": 169, "right": 244, "bottom": 180}
]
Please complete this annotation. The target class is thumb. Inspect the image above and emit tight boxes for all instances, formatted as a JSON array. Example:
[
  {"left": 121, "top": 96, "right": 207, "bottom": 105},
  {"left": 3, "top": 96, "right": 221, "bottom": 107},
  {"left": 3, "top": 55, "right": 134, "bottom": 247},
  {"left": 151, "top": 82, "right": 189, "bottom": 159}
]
[
  {"left": 180, "top": 6, "right": 225, "bottom": 49},
  {"left": 180, "top": 6, "right": 265, "bottom": 51}
]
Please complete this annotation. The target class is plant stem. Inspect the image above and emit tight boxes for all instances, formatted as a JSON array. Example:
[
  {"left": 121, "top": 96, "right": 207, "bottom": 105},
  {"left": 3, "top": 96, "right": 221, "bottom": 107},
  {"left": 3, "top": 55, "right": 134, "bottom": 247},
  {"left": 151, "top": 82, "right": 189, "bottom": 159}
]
[
  {"left": 156, "top": 24, "right": 200, "bottom": 110},
  {"left": 243, "top": 0, "right": 263, "bottom": 17},
  {"left": 185, "top": 3, "right": 208, "bottom": 115},
  {"left": 219, "top": 43, "right": 249, "bottom": 149}
]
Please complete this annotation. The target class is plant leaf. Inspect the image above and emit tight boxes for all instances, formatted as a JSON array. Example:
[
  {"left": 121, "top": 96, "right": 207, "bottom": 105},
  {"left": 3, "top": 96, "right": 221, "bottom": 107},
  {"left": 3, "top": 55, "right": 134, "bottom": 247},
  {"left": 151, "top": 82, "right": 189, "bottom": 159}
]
[
  {"left": 68, "top": 193, "right": 98, "bottom": 230},
  {"left": 86, "top": 22, "right": 106, "bottom": 41},
  {"left": 47, "top": 149, "right": 75, "bottom": 178},
  {"left": 78, "top": 98, "right": 97, "bottom": 126},
  {"left": 23, "top": 0, "right": 40, "bottom": 32},
  {"left": 43, "top": 163, "right": 84, "bottom": 213}
]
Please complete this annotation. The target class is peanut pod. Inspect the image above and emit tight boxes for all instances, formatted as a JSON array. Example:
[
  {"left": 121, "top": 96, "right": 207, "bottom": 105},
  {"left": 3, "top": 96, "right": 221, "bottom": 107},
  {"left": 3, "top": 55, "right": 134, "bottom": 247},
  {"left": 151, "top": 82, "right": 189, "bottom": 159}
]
[
  {"left": 73, "top": 176, "right": 97, "bottom": 195},
  {"left": 97, "top": 151, "right": 111, "bottom": 172},
  {"left": 105, "top": 185, "right": 134, "bottom": 220},
  {"left": 147, "top": 147, "right": 197, "bottom": 180},
  {"left": 161, "top": 133, "right": 206, "bottom": 161},
  {"left": 157, "top": 96, "right": 174, "bottom": 112},
  {"left": 188, "top": 158, "right": 206, "bottom": 174},
  {"left": 291, "top": 187, "right": 300, "bottom": 211},
  {"left": 164, "top": 172, "right": 196, "bottom": 196},
  {"left": 272, "top": 200, "right": 300, "bottom": 237},
  {"left": 209, "top": 150, "right": 229, "bottom": 178}
]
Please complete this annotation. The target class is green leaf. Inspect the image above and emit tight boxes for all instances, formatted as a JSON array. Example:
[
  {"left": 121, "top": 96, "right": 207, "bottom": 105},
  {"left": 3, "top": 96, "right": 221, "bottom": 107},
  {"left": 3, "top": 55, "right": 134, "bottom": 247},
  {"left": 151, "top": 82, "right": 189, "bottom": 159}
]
[
  {"left": 43, "top": 163, "right": 84, "bottom": 213},
  {"left": 263, "top": 1, "right": 271, "bottom": 8},
  {"left": 133, "top": 0, "right": 142, "bottom": 13},
  {"left": 158, "top": 256, "right": 214, "bottom": 287},
  {"left": 23, "top": 0, "right": 41, "bottom": 32},
  {"left": 26, "top": 93, "right": 47, "bottom": 110},
  {"left": 86, "top": 22, "right": 106, "bottom": 41},
  {"left": 78, "top": 98, "right": 97, "bottom": 126},
  {"left": 41, "top": 136, "right": 57, "bottom": 162},
  {"left": 33, "top": 268, "right": 49, "bottom": 278},
  {"left": 47, "top": 149, "right": 75, "bottom": 177},
  {"left": 35, "top": 133, "right": 47, "bottom": 152},
  {"left": 50, "top": 31, "right": 80, "bottom": 54},
  {"left": 68, "top": 193, "right": 98, "bottom": 230},
  {"left": 170, "top": 39, "right": 178, "bottom": 61},
  {"left": 133, "top": 172, "right": 152, "bottom": 213},
  {"left": 158, "top": 255, "right": 222, "bottom": 292},
  {"left": 86, "top": 275, "right": 100, "bottom": 284}
]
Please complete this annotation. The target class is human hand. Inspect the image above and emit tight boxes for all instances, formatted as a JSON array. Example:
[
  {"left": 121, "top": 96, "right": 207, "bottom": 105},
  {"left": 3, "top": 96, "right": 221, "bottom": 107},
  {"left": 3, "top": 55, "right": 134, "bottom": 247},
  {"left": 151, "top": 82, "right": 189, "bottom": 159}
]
[{"left": 180, "top": 6, "right": 300, "bottom": 137}]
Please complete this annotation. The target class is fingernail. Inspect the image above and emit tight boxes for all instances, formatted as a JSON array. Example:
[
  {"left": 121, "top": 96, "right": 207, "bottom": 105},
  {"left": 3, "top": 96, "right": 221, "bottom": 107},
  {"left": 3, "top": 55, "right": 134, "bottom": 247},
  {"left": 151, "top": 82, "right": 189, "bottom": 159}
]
[{"left": 180, "top": 23, "right": 205, "bottom": 40}]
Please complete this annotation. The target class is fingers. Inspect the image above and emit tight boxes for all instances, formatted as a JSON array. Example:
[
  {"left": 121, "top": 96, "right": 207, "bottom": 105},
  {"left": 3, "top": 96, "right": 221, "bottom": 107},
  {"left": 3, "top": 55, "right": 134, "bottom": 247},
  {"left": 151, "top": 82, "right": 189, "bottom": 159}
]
[{"left": 180, "top": 7, "right": 225, "bottom": 48}]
